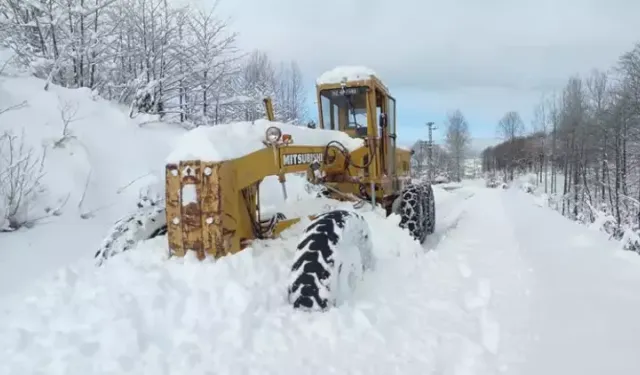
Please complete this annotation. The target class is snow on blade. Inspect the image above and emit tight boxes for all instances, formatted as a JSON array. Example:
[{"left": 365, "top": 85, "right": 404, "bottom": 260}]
[
  {"left": 165, "top": 119, "right": 364, "bottom": 163},
  {"left": 316, "top": 66, "right": 378, "bottom": 85}
]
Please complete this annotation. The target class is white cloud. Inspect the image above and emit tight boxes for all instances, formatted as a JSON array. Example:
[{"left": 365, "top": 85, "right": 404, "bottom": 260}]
[{"left": 202, "top": 0, "right": 640, "bottom": 134}]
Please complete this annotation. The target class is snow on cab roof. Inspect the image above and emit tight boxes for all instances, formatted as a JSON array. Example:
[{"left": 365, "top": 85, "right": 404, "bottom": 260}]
[
  {"left": 316, "top": 66, "right": 377, "bottom": 85},
  {"left": 166, "top": 119, "right": 365, "bottom": 163}
]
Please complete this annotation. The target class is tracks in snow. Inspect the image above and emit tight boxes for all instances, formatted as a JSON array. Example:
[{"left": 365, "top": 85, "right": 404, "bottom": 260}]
[
  {"left": 423, "top": 187, "right": 535, "bottom": 374},
  {"left": 501, "top": 189, "right": 640, "bottom": 375},
  {"left": 424, "top": 188, "right": 476, "bottom": 251}
]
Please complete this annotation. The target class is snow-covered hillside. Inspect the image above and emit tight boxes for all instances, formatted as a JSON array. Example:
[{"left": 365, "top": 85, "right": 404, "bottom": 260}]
[{"left": 0, "top": 56, "right": 187, "bottom": 296}]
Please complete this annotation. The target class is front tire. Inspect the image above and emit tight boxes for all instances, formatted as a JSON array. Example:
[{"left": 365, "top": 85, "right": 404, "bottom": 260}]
[
  {"left": 94, "top": 201, "right": 167, "bottom": 266},
  {"left": 287, "top": 210, "right": 374, "bottom": 311}
]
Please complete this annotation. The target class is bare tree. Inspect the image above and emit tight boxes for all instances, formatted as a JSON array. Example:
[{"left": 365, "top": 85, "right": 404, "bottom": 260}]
[
  {"left": 480, "top": 41, "right": 640, "bottom": 253},
  {"left": 411, "top": 140, "right": 428, "bottom": 177},
  {"left": 184, "top": 5, "right": 240, "bottom": 124},
  {"left": 54, "top": 98, "right": 80, "bottom": 148},
  {"left": 497, "top": 111, "right": 525, "bottom": 180},
  {"left": 238, "top": 50, "right": 277, "bottom": 121},
  {"left": 412, "top": 140, "right": 454, "bottom": 180},
  {"left": 275, "top": 60, "right": 306, "bottom": 124},
  {"left": 531, "top": 96, "right": 549, "bottom": 192},
  {"left": 586, "top": 69, "right": 611, "bottom": 205},
  {"left": 0, "top": 130, "right": 48, "bottom": 231},
  {"left": 445, "top": 109, "right": 471, "bottom": 182}
]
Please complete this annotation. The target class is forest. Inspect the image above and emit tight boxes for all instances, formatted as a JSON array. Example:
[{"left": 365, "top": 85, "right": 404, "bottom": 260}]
[
  {"left": 0, "top": 0, "right": 308, "bottom": 126},
  {"left": 481, "top": 42, "right": 640, "bottom": 252}
]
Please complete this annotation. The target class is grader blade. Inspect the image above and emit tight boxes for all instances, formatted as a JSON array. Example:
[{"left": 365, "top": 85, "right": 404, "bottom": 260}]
[{"left": 165, "top": 161, "right": 224, "bottom": 259}]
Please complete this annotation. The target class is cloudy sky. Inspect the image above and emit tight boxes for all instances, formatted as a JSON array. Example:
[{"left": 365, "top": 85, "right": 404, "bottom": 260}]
[{"left": 199, "top": 0, "right": 639, "bottom": 149}]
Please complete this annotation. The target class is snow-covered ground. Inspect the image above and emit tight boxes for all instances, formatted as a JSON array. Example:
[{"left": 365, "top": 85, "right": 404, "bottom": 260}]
[
  {"left": 502, "top": 187, "right": 640, "bottom": 375},
  {"left": 2, "top": 176, "right": 640, "bottom": 374},
  {"left": 3, "top": 53, "right": 640, "bottom": 375}
]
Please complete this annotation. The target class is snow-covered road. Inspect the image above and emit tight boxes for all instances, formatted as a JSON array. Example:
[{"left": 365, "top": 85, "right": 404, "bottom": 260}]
[
  {"left": 502, "top": 188, "right": 640, "bottom": 375},
  {"left": 1, "top": 182, "right": 640, "bottom": 374}
]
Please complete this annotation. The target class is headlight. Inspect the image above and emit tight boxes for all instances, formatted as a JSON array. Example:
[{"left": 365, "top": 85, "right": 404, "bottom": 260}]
[{"left": 265, "top": 126, "right": 282, "bottom": 143}]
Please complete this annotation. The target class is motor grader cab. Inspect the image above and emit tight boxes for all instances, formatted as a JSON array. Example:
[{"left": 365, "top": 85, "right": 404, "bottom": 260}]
[
  {"left": 316, "top": 76, "right": 402, "bottom": 189},
  {"left": 96, "top": 67, "right": 435, "bottom": 311}
]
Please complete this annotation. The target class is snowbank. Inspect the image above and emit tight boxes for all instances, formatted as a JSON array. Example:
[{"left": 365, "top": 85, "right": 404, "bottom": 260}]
[
  {"left": 0, "top": 69, "right": 185, "bottom": 296},
  {"left": 166, "top": 119, "right": 364, "bottom": 163},
  {"left": 432, "top": 184, "right": 456, "bottom": 204},
  {"left": 511, "top": 172, "right": 640, "bottom": 254},
  {"left": 316, "top": 66, "right": 377, "bottom": 85},
  {"left": 0, "top": 76, "right": 182, "bottom": 213}
]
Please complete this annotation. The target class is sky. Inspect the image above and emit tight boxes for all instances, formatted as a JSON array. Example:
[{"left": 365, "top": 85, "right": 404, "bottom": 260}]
[{"left": 193, "top": 0, "right": 640, "bottom": 151}]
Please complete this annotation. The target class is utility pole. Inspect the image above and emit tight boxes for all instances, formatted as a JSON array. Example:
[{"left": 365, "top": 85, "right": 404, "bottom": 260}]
[{"left": 426, "top": 121, "right": 436, "bottom": 182}]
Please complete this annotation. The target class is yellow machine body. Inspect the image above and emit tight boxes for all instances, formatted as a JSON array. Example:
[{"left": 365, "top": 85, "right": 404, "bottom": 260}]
[{"left": 165, "top": 72, "right": 412, "bottom": 260}]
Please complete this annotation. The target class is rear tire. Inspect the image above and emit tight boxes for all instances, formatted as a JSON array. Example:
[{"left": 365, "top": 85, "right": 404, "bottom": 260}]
[
  {"left": 397, "top": 184, "right": 426, "bottom": 242},
  {"left": 396, "top": 182, "right": 435, "bottom": 242},
  {"left": 424, "top": 184, "right": 436, "bottom": 235},
  {"left": 287, "top": 210, "right": 374, "bottom": 311}
]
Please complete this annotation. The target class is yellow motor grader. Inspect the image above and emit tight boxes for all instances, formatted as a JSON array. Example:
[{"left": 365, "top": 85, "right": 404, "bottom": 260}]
[{"left": 96, "top": 67, "right": 436, "bottom": 311}]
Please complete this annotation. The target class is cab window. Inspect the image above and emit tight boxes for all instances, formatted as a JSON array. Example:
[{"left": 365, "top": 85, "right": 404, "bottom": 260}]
[{"left": 319, "top": 87, "right": 368, "bottom": 131}]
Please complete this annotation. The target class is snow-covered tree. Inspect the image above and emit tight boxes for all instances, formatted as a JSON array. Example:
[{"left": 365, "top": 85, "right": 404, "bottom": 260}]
[
  {"left": 275, "top": 60, "right": 306, "bottom": 124},
  {"left": 0, "top": 0, "right": 307, "bottom": 126},
  {"left": 481, "top": 42, "right": 640, "bottom": 252},
  {"left": 445, "top": 109, "right": 471, "bottom": 182}
]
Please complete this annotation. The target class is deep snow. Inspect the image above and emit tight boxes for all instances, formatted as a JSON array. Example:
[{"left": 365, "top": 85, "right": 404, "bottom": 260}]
[
  {"left": 2, "top": 178, "right": 640, "bottom": 374},
  {"left": 502, "top": 187, "right": 640, "bottom": 375},
  {"left": 0, "top": 69, "right": 185, "bottom": 297}
]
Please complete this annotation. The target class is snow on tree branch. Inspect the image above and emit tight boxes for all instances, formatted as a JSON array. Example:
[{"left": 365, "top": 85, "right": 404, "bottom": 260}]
[
  {"left": 480, "top": 42, "right": 640, "bottom": 253},
  {"left": 1, "top": 0, "right": 308, "bottom": 126},
  {"left": 0, "top": 129, "right": 48, "bottom": 231}
]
